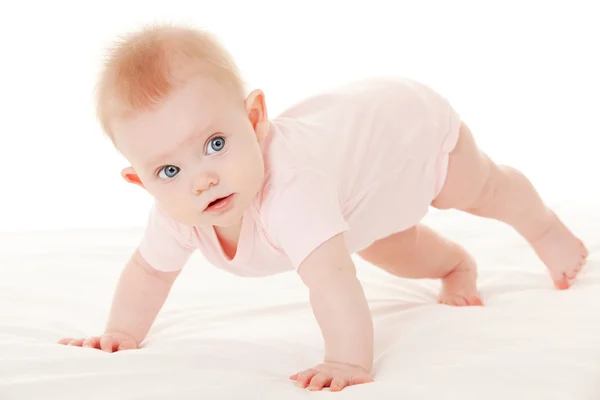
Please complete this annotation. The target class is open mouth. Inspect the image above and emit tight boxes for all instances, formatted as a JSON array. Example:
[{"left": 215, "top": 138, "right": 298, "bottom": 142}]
[
  {"left": 208, "top": 197, "right": 225, "bottom": 207},
  {"left": 204, "top": 194, "right": 234, "bottom": 212}
]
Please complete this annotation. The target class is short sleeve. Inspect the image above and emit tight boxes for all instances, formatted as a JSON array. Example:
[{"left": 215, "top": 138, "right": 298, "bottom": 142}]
[
  {"left": 266, "top": 169, "right": 349, "bottom": 269},
  {"left": 137, "top": 202, "right": 195, "bottom": 272}
]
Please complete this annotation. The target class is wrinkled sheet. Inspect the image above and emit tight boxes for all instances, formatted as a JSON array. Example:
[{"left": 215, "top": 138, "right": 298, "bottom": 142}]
[{"left": 1, "top": 204, "right": 600, "bottom": 399}]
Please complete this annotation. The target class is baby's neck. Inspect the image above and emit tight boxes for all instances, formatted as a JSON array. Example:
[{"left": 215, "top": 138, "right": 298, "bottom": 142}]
[
  {"left": 213, "top": 217, "right": 243, "bottom": 242},
  {"left": 213, "top": 218, "right": 243, "bottom": 260}
]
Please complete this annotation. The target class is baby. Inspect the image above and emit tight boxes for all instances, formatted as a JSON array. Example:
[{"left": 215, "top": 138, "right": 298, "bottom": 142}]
[{"left": 58, "top": 23, "right": 588, "bottom": 392}]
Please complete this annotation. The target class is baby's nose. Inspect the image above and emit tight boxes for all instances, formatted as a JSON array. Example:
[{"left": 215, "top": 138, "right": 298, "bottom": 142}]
[{"left": 192, "top": 172, "right": 219, "bottom": 194}]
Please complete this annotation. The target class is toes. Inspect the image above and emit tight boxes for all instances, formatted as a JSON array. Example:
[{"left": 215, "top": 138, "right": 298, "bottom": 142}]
[
  {"left": 439, "top": 294, "right": 482, "bottom": 307},
  {"left": 554, "top": 276, "right": 570, "bottom": 290},
  {"left": 469, "top": 296, "right": 483, "bottom": 306},
  {"left": 565, "top": 269, "right": 579, "bottom": 280},
  {"left": 579, "top": 241, "right": 589, "bottom": 257},
  {"left": 444, "top": 297, "right": 463, "bottom": 306},
  {"left": 460, "top": 296, "right": 471, "bottom": 306},
  {"left": 561, "top": 260, "right": 586, "bottom": 283},
  {"left": 439, "top": 295, "right": 466, "bottom": 306},
  {"left": 68, "top": 339, "right": 84, "bottom": 346}
]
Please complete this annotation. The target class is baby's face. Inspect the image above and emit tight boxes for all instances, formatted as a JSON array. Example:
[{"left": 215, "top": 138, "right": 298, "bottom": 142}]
[{"left": 113, "top": 75, "right": 268, "bottom": 229}]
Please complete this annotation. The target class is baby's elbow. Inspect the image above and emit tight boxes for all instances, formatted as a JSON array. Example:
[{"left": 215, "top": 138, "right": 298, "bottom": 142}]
[{"left": 299, "top": 258, "right": 357, "bottom": 290}]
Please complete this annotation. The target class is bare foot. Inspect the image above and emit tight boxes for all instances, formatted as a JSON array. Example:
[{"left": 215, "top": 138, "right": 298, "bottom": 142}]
[
  {"left": 438, "top": 253, "right": 482, "bottom": 306},
  {"left": 530, "top": 212, "right": 588, "bottom": 290}
]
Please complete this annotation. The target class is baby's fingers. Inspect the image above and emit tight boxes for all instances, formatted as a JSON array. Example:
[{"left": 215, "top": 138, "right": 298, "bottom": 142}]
[
  {"left": 100, "top": 336, "right": 118, "bottom": 353},
  {"left": 117, "top": 338, "right": 137, "bottom": 351},
  {"left": 82, "top": 337, "right": 101, "bottom": 349},
  {"left": 294, "top": 369, "right": 319, "bottom": 388},
  {"left": 308, "top": 372, "right": 333, "bottom": 391},
  {"left": 330, "top": 377, "right": 348, "bottom": 392},
  {"left": 66, "top": 338, "right": 84, "bottom": 346}
]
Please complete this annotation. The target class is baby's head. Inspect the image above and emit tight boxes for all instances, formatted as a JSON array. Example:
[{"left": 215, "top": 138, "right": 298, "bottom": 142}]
[{"left": 96, "top": 23, "right": 269, "bottom": 229}]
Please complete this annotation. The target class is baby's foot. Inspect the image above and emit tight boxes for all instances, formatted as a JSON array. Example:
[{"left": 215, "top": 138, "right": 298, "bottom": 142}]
[
  {"left": 438, "top": 253, "right": 482, "bottom": 306},
  {"left": 530, "top": 212, "right": 588, "bottom": 290}
]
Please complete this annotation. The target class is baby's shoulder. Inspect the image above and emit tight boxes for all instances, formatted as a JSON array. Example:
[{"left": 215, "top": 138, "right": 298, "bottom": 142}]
[
  {"left": 336, "top": 76, "right": 447, "bottom": 107},
  {"left": 137, "top": 201, "right": 197, "bottom": 272},
  {"left": 144, "top": 201, "right": 195, "bottom": 246},
  {"left": 275, "top": 76, "right": 439, "bottom": 120},
  {"left": 257, "top": 167, "right": 338, "bottom": 218},
  {"left": 326, "top": 76, "right": 434, "bottom": 100}
]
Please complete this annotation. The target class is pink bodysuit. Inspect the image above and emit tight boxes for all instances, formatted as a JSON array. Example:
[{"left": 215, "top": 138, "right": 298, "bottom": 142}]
[{"left": 138, "top": 77, "right": 461, "bottom": 276}]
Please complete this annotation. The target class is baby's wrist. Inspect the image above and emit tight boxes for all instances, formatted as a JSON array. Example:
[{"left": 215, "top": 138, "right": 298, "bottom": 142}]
[
  {"left": 323, "top": 357, "right": 373, "bottom": 374},
  {"left": 321, "top": 343, "right": 374, "bottom": 373}
]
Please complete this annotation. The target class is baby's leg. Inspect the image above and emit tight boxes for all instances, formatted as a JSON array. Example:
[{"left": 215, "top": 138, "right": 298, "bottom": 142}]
[
  {"left": 432, "top": 121, "right": 588, "bottom": 290},
  {"left": 358, "top": 224, "right": 482, "bottom": 306}
]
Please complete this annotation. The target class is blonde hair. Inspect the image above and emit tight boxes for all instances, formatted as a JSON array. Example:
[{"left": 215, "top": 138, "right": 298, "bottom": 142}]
[{"left": 95, "top": 22, "right": 246, "bottom": 143}]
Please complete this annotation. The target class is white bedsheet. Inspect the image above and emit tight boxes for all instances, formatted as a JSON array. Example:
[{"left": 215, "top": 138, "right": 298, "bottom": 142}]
[{"left": 1, "top": 203, "right": 600, "bottom": 399}]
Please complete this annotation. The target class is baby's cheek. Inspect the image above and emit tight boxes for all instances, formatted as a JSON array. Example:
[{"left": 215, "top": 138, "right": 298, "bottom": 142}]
[
  {"left": 231, "top": 151, "right": 264, "bottom": 190},
  {"left": 151, "top": 190, "right": 188, "bottom": 216}
]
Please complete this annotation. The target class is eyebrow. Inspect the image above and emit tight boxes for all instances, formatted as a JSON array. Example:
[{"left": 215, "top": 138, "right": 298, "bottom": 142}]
[{"left": 145, "top": 127, "right": 211, "bottom": 169}]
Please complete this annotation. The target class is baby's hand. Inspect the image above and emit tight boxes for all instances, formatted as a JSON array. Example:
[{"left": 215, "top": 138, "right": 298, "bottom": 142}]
[
  {"left": 57, "top": 332, "right": 138, "bottom": 353},
  {"left": 290, "top": 361, "right": 374, "bottom": 391}
]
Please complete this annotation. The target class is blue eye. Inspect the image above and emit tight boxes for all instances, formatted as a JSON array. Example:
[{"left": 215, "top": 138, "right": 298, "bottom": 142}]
[
  {"left": 158, "top": 165, "right": 180, "bottom": 179},
  {"left": 206, "top": 136, "right": 226, "bottom": 155}
]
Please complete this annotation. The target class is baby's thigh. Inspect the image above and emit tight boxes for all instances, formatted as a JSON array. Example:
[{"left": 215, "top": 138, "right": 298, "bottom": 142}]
[
  {"left": 357, "top": 226, "right": 418, "bottom": 268},
  {"left": 357, "top": 224, "right": 464, "bottom": 279},
  {"left": 431, "top": 121, "right": 494, "bottom": 210}
]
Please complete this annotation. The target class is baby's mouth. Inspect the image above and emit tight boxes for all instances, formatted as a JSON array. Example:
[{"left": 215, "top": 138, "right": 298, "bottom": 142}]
[
  {"left": 204, "top": 194, "right": 234, "bottom": 212},
  {"left": 208, "top": 197, "right": 225, "bottom": 207}
]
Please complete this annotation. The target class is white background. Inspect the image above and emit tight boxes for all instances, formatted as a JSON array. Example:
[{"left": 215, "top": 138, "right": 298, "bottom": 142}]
[{"left": 0, "top": 0, "right": 598, "bottom": 232}]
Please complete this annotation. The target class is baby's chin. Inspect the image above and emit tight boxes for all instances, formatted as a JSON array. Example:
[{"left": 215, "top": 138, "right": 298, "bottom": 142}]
[
  {"left": 177, "top": 207, "right": 245, "bottom": 228},
  {"left": 163, "top": 193, "right": 251, "bottom": 227},
  {"left": 208, "top": 209, "right": 245, "bottom": 228}
]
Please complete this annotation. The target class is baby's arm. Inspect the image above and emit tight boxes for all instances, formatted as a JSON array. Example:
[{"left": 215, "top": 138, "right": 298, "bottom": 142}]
[
  {"left": 58, "top": 249, "right": 181, "bottom": 351},
  {"left": 104, "top": 250, "right": 180, "bottom": 345},
  {"left": 290, "top": 233, "right": 374, "bottom": 391}
]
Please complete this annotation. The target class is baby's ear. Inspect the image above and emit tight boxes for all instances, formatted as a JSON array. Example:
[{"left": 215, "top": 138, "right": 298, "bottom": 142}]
[
  {"left": 121, "top": 166, "right": 144, "bottom": 188},
  {"left": 245, "top": 89, "right": 269, "bottom": 142}
]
